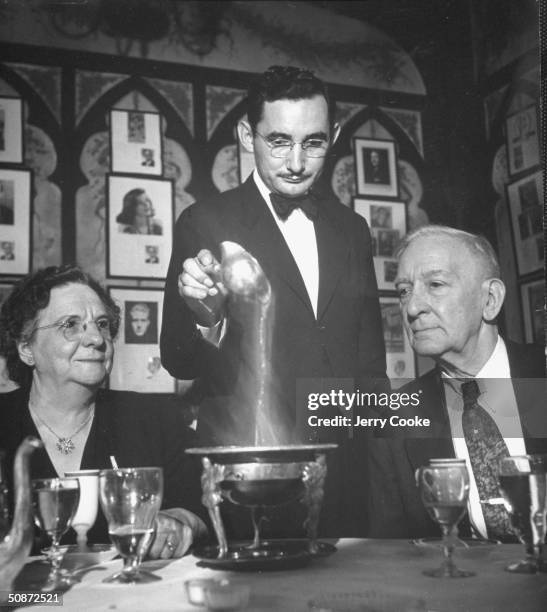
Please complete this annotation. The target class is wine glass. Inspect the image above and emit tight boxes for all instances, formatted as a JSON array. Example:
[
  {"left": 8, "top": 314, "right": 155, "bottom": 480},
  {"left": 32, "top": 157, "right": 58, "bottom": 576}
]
[
  {"left": 32, "top": 477, "right": 80, "bottom": 591},
  {"left": 498, "top": 454, "right": 547, "bottom": 574},
  {"left": 64, "top": 469, "right": 99, "bottom": 549},
  {"left": 99, "top": 467, "right": 163, "bottom": 583},
  {"left": 416, "top": 458, "right": 475, "bottom": 578}
]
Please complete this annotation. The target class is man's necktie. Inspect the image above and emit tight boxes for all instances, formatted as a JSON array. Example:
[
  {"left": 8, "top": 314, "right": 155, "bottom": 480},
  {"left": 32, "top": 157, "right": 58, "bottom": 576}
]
[
  {"left": 461, "top": 380, "right": 513, "bottom": 540},
  {"left": 270, "top": 192, "right": 319, "bottom": 221}
]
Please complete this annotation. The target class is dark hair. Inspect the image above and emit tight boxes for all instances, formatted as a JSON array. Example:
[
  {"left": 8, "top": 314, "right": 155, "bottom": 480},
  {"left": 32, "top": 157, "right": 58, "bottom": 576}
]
[
  {"left": 246, "top": 65, "right": 336, "bottom": 132},
  {"left": 116, "top": 188, "right": 148, "bottom": 225},
  {"left": 0, "top": 265, "right": 120, "bottom": 387}
]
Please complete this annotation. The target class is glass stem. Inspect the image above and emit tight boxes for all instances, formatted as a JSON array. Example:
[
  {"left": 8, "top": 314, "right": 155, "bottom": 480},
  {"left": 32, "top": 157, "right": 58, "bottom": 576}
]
[
  {"left": 47, "top": 536, "right": 63, "bottom": 580},
  {"left": 122, "top": 555, "right": 140, "bottom": 575},
  {"left": 440, "top": 525, "right": 456, "bottom": 573}
]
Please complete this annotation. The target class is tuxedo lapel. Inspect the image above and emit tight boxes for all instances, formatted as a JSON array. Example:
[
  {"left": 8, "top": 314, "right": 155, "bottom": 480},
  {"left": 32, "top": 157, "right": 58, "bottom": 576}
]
[
  {"left": 237, "top": 178, "right": 315, "bottom": 316},
  {"left": 315, "top": 199, "right": 349, "bottom": 322}
]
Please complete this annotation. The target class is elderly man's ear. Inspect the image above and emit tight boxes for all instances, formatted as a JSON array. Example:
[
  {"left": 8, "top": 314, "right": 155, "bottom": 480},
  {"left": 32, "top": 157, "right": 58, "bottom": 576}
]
[{"left": 481, "top": 278, "right": 506, "bottom": 322}]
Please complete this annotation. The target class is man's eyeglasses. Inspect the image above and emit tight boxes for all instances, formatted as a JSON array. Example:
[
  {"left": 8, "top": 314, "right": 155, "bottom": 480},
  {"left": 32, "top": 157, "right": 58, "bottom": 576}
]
[
  {"left": 254, "top": 131, "right": 329, "bottom": 158},
  {"left": 32, "top": 316, "right": 114, "bottom": 342}
]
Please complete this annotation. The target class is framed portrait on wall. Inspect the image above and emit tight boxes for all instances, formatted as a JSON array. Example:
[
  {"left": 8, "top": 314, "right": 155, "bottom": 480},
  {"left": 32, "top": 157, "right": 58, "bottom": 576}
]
[
  {"left": 0, "top": 97, "right": 23, "bottom": 164},
  {"left": 109, "top": 109, "right": 163, "bottom": 175},
  {"left": 505, "top": 105, "right": 540, "bottom": 177},
  {"left": 353, "top": 198, "right": 407, "bottom": 291},
  {"left": 380, "top": 296, "right": 415, "bottom": 387},
  {"left": 506, "top": 170, "right": 543, "bottom": 276},
  {"left": 108, "top": 286, "right": 175, "bottom": 393},
  {"left": 0, "top": 168, "right": 32, "bottom": 276},
  {"left": 520, "top": 278, "right": 544, "bottom": 345},
  {"left": 106, "top": 174, "right": 174, "bottom": 280},
  {"left": 353, "top": 138, "right": 398, "bottom": 198}
]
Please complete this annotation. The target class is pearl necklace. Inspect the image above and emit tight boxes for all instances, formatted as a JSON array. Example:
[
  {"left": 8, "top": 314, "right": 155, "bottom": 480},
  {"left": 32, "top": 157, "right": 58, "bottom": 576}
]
[{"left": 29, "top": 402, "right": 95, "bottom": 455}]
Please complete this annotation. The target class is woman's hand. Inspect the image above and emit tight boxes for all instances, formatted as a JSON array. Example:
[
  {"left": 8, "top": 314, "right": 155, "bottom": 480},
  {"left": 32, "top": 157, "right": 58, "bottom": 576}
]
[
  {"left": 147, "top": 508, "right": 208, "bottom": 560},
  {"left": 147, "top": 511, "right": 194, "bottom": 559}
]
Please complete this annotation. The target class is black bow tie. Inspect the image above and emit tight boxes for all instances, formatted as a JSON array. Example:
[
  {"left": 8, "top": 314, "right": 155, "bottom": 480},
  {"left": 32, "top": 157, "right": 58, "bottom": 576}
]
[{"left": 270, "top": 192, "right": 319, "bottom": 221}]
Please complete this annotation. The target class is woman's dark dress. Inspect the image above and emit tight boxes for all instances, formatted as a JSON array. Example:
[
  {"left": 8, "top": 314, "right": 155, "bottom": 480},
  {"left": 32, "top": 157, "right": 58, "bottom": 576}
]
[{"left": 0, "top": 387, "right": 205, "bottom": 549}]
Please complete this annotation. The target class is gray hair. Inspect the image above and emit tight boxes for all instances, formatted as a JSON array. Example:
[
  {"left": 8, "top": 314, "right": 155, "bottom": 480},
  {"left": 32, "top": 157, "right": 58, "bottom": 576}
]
[{"left": 395, "top": 225, "right": 501, "bottom": 279}]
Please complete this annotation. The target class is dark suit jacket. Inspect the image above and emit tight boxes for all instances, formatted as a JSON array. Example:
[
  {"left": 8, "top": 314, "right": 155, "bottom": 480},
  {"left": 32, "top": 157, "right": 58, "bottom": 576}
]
[
  {"left": 0, "top": 388, "right": 205, "bottom": 548},
  {"left": 367, "top": 340, "right": 547, "bottom": 538},
  {"left": 160, "top": 176, "right": 387, "bottom": 537}
]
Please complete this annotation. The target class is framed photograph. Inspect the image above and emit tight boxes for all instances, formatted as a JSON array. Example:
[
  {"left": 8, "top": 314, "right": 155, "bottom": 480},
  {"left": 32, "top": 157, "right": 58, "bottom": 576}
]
[
  {"left": 0, "top": 168, "right": 32, "bottom": 276},
  {"left": 108, "top": 286, "right": 175, "bottom": 393},
  {"left": 353, "top": 198, "right": 407, "bottom": 291},
  {"left": 109, "top": 109, "right": 163, "bottom": 175},
  {"left": 520, "top": 278, "right": 544, "bottom": 345},
  {"left": 506, "top": 170, "right": 543, "bottom": 276},
  {"left": 353, "top": 138, "right": 398, "bottom": 198},
  {"left": 380, "top": 296, "right": 415, "bottom": 386},
  {"left": 106, "top": 174, "right": 174, "bottom": 280},
  {"left": 505, "top": 105, "right": 540, "bottom": 177},
  {"left": 0, "top": 97, "right": 23, "bottom": 164}
]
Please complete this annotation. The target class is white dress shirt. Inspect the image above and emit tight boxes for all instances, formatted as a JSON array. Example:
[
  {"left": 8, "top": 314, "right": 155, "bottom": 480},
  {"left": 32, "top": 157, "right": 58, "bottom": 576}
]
[
  {"left": 442, "top": 335, "right": 526, "bottom": 538},
  {"left": 253, "top": 170, "right": 319, "bottom": 318}
]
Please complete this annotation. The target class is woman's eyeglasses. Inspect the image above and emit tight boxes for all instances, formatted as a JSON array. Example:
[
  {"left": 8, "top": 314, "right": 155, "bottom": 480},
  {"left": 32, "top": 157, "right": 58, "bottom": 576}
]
[{"left": 32, "top": 316, "right": 114, "bottom": 342}]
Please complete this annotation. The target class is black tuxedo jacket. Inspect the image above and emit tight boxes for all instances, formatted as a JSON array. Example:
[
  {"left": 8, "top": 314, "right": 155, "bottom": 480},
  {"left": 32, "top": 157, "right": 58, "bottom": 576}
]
[
  {"left": 367, "top": 340, "right": 547, "bottom": 538},
  {"left": 161, "top": 176, "right": 386, "bottom": 442},
  {"left": 160, "top": 176, "right": 387, "bottom": 537}
]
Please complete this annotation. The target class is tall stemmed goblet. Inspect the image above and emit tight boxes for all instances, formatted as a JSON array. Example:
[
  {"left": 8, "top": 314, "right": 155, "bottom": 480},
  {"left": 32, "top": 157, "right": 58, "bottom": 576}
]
[
  {"left": 99, "top": 467, "right": 163, "bottom": 584},
  {"left": 64, "top": 469, "right": 99, "bottom": 548},
  {"left": 498, "top": 454, "right": 547, "bottom": 574},
  {"left": 416, "top": 458, "right": 475, "bottom": 578},
  {"left": 32, "top": 477, "right": 80, "bottom": 591}
]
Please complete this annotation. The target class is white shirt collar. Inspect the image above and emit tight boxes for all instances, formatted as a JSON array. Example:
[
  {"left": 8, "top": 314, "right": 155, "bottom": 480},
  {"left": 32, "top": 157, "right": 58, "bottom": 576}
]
[
  {"left": 441, "top": 334, "right": 510, "bottom": 383},
  {"left": 474, "top": 335, "right": 510, "bottom": 378}
]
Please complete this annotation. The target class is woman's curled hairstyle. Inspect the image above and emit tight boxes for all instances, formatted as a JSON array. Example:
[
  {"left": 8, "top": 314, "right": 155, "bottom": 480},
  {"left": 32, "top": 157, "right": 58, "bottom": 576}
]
[{"left": 0, "top": 264, "right": 120, "bottom": 388}]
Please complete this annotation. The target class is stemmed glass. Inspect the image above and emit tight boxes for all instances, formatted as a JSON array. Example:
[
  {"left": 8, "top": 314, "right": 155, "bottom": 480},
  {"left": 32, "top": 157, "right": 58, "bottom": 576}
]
[
  {"left": 31, "top": 477, "right": 80, "bottom": 591},
  {"left": 416, "top": 458, "right": 475, "bottom": 578},
  {"left": 99, "top": 467, "right": 163, "bottom": 584},
  {"left": 498, "top": 454, "right": 547, "bottom": 574},
  {"left": 64, "top": 469, "right": 100, "bottom": 548}
]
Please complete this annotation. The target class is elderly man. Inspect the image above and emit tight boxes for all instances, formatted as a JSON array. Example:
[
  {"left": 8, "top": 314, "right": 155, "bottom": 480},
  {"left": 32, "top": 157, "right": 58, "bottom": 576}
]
[
  {"left": 161, "top": 65, "right": 387, "bottom": 537},
  {"left": 368, "top": 225, "right": 546, "bottom": 540}
]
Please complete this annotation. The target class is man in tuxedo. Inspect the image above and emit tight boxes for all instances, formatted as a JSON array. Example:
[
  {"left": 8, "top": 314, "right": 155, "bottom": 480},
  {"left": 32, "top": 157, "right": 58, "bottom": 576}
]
[
  {"left": 161, "top": 65, "right": 386, "bottom": 537},
  {"left": 368, "top": 225, "right": 546, "bottom": 540}
]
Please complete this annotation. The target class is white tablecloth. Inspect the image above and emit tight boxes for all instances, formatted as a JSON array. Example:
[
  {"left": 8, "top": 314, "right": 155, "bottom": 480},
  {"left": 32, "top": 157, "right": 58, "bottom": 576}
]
[{"left": 15, "top": 539, "right": 547, "bottom": 611}]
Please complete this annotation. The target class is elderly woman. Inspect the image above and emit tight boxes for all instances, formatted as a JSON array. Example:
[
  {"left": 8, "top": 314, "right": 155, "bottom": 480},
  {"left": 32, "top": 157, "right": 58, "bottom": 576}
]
[{"left": 0, "top": 265, "right": 206, "bottom": 558}]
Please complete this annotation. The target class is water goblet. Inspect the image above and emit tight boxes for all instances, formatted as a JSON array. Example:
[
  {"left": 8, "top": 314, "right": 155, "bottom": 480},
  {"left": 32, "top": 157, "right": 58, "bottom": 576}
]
[
  {"left": 64, "top": 469, "right": 100, "bottom": 549},
  {"left": 31, "top": 477, "right": 80, "bottom": 591},
  {"left": 416, "top": 458, "right": 475, "bottom": 578},
  {"left": 99, "top": 467, "right": 163, "bottom": 584},
  {"left": 498, "top": 454, "right": 547, "bottom": 574}
]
